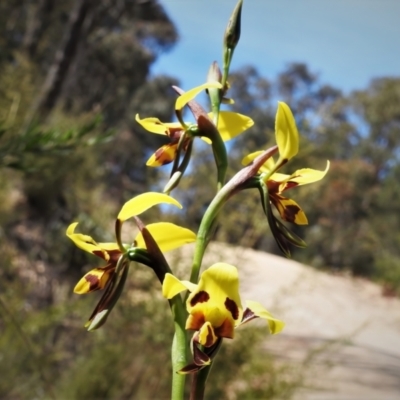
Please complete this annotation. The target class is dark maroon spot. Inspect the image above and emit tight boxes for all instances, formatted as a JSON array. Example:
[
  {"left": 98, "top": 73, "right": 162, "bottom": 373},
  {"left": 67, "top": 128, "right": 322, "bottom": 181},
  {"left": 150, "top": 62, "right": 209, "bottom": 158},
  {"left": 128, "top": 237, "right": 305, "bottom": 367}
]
[
  {"left": 225, "top": 297, "right": 239, "bottom": 320},
  {"left": 108, "top": 250, "right": 122, "bottom": 262},
  {"left": 214, "top": 319, "right": 234, "bottom": 339},
  {"left": 283, "top": 181, "right": 299, "bottom": 191},
  {"left": 283, "top": 204, "right": 300, "bottom": 223},
  {"left": 93, "top": 250, "right": 106, "bottom": 259},
  {"left": 267, "top": 180, "right": 280, "bottom": 193},
  {"left": 241, "top": 308, "right": 256, "bottom": 324},
  {"left": 190, "top": 291, "right": 210, "bottom": 307},
  {"left": 85, "top": 274, "right": 100, "bottom": 291}
]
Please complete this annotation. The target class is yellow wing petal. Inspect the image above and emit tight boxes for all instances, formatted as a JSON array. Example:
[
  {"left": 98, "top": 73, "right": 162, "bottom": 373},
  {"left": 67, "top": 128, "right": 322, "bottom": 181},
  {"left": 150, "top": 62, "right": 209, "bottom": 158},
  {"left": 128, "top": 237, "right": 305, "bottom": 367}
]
[
  {"left": 135, "top": 114, "right": 181, "bottom": 135},
  {"left": 207, "top": 111, "right": 254, "bottom": 141},
  {"left": 275, "top": 102, "right": 299, "bottom": 162},
  {"left": 66, "top": 222, "right": 107, "bottom": 258},
  {"left": 244, "top": 300, "right": 285, "bottom": 334},
  {"left": 162, "top": 273, "right": 197, "bottom": 299},
  {"left": 117, "top": 192, "right": 182, "bottom": 222},
  {"left": 282, "top": 161, "right": 330, "bottom": 188},
  {"left": 135, "top": 222, "right": 196, "bottom": 252},
  {"left": 242, "top": 151, "right": 276, "bottom": 173},
  {"left": 175, "top": 82, "right": 222, "bottom": 110}
]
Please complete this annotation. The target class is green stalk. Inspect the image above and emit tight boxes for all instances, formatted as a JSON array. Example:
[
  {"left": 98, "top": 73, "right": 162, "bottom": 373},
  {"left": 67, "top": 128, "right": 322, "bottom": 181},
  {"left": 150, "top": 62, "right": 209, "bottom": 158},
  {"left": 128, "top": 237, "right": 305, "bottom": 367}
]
[
  {"left": 189, "top": 181, "right": 232, "bottom": 284},
  {"left": 170, "top": 296, "right": 189, "bottom": 400},
  {"left": 221, "top": 47, "right": 232, "bottom": 90},
  {"left": 190, "top": 144, "right": 279, "bottom": 285}
]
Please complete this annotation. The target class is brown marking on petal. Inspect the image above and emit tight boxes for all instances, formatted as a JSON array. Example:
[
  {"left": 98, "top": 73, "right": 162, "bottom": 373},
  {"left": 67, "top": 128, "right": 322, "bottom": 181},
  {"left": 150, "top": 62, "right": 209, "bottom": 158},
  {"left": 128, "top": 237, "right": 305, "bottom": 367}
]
[
  {"left": 109, "top": 250, "right": 122, "bottom": 261},
  {"left": 190, "top": 290, "right": 210, "bottom": 307},
  {"left": 85, "top": 274, "right": 101, "bottom": 291},
  {"left": 267, "top": 180, "right": 281, "bottom": 193},
  {"left": 179, "top": 363, "right": 202, "bottom": 374},
  {"left": 153, "top": 147, "right": 175, "bottom": 166},
  {"left": 186, "top": 311, "right": 205, "bottom": 331},
  {"left": 203, "top": 324, "right": 216, "bottom": 347},
  {"left": 214, "top": 318, "right": 235, "bottom": 339},
  {"left": 193, "top": 339, "right": 212, "bottom": 365},
  {"left": 283, "top": 204, "right": 301, "bottom": 223},
  {"left": 283, "top": 181, "right": 299, "bottom": 191},
  {"left": 241, "top": 308, "right": 257, "bottom": 324},
  {"left": 93, "top": 250, "right": 107, "bottom": 260},
  {"left": 225, "top": 297, "right": 239, "bottom": 320}
]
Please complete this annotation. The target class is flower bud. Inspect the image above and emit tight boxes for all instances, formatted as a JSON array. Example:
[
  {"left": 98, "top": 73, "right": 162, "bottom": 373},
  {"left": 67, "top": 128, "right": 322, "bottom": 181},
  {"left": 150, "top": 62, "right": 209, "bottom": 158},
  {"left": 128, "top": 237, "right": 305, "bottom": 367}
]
[
  {"left": 207, "top": 61, "right": 222, "bottom": 83},
  {"left": 224, "top": 0, "right": 243, "bottom": 51}
]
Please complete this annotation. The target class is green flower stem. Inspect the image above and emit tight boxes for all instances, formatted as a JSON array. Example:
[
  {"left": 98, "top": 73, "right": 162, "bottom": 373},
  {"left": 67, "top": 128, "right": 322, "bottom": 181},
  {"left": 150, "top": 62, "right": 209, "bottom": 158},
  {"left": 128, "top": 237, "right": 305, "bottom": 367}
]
[
  {"left": 170, "top": 296, "right": 189, "bottom": 400},
  {"left": 221, "top": 47, "right": 232, "bottom": 90},
  {"left": 208, "top": 87, "right": 222, "bottom": 127},
  {"left": 206, "top": 82, "right": 227, "bottom": 191},
  {"left": 114, "top": 219, "right": 126, "bottom": 253},
  {"left": 190, "top": 145, "right": 279, "bottom": 285},
  {"left": 211, "top": 137, "right": 228, "bottom": 192},
  {"left": 189, "top": 180, "right": 232, "bottom": 284}
]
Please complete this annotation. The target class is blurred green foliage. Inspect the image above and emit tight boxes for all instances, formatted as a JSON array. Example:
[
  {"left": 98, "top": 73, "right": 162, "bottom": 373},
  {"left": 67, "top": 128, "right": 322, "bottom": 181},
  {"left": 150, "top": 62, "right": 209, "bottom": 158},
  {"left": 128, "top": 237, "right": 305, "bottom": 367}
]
[{"left": 1, "top": 0, "right": 400, "bottom": 399}]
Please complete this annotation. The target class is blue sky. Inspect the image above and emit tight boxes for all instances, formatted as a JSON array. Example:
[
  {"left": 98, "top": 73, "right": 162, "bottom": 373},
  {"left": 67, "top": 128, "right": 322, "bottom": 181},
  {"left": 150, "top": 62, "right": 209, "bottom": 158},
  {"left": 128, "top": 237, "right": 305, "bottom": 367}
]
[{"left": 153, "top": 0, "right": 400, "bottom": 94}]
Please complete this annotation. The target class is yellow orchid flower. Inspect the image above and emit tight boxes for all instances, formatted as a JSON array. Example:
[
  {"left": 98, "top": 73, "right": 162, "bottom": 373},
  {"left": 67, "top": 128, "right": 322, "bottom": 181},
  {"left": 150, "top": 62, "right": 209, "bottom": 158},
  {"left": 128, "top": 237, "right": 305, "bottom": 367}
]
[
  {"left": 67, "top": 192, "right": 196, "bottom": 329},
  {"left": 163, "top": 263, "right": 284, "bottom": 373},
  {"left": 241, "top": 102, "right": 329, "bottom": 256},
  {"left": 242, "top": 101, "right": 329, "bottom": 224},
  {"left": 244, "top": 154, "right": 329, "bottom": 225},
  {"left": 266, "top": 162, "right": 330, "bottom": 225},
  {"left": 136, "top": 82, "right": 253, "bottom": 167}
]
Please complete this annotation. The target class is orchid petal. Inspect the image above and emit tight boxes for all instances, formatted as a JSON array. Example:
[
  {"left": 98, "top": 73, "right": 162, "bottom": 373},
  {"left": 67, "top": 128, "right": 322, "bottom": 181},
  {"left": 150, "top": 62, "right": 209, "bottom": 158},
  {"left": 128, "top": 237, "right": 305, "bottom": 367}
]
[
  {"left": 162, "top": 273, "right": 197, "bottom": 298},
  {"left": 198, "top": 321, "right": 217, "bottom": 347},
  {"left": 117, "top": 192, "right": 182, "bottom": 222},
  {"left": 66, "top": 222, "right": 109, "bottom": 260},
  {"left": 146, "top": 144, "right": 178, "bottom": 167},
  {"left": 268, "top": 172, "right": 292, "bottom": 183},
  {"left": 185, "top": 263, "right": 242, "bottom": 335},
  {"left": 135, "top": 222, "right": 196, "bottom": 252},
  {"left": 242, "top": 151, "right": 277, "bottom": 174},
  {"left": 280, "top": 161, "right": 330, "bottom": 189},
  {"left": 96, "top": 242, "right": 121, "bottom": 251},
  {"left": 175, "top": 82, "right": 222, "bottom": 111},
  {"left": 271, "top": 194, "right": 308, "bottom": 225},
  {"left": 85, "top": 260, "right": 129, "bottom": 331},
  {"left": 243, "top": 300, "right": 285, "bottom": 334},
  {"left": 206, "top": 111, "right": 254, "bottom": 142},
  {"left": 135, "top": 114, "right": 181, "bottom": 135},
  {"left": 275, "top": 102, "right": 299, "bottom": 162},
  {"left": 74, "top": 268, "right": 113, "bottom": 294}
]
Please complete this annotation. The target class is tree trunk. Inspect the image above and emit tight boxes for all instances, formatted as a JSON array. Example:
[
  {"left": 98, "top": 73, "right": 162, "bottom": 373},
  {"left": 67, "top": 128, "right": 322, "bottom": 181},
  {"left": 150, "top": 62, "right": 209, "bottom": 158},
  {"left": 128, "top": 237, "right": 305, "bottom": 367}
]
[{"left": 30, "top": 0, "right": 93, "bottom": 121}]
